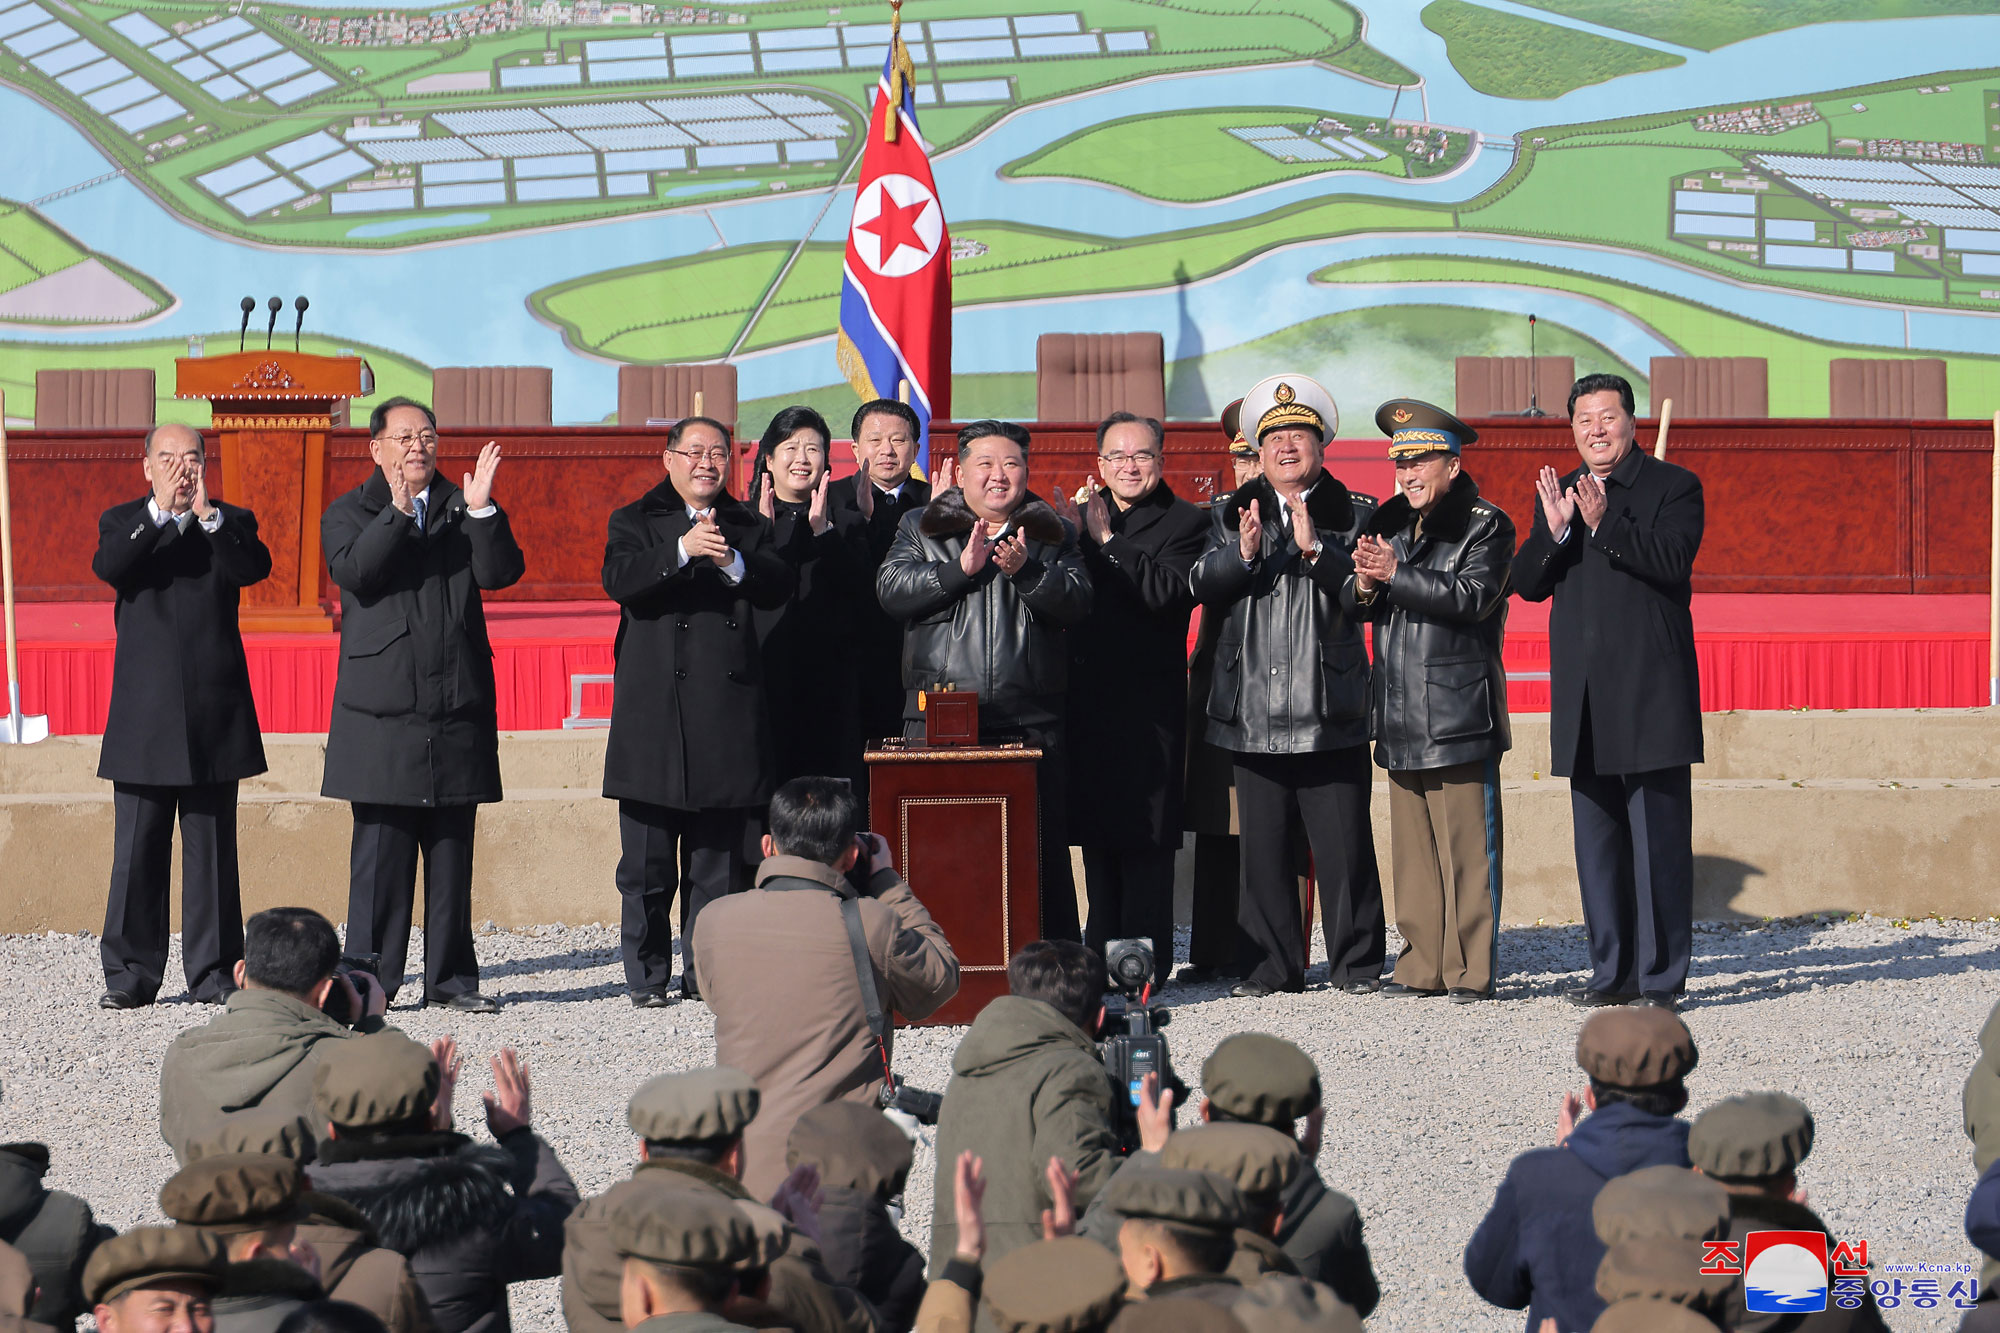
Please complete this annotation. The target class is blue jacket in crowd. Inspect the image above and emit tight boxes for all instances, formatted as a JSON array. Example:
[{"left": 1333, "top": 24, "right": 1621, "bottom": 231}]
[{"left": 1462, "top": 1099, "right": 1692, "bottom": 1333}]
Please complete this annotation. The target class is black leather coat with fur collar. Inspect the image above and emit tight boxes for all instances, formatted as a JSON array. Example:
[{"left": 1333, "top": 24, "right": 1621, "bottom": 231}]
[
  {"left": 1340, "top": 471, "right": 1515, "bottom": 772},
  {"left": 1190, "top": 472, "right": 1377, "bottom": 755},
  {"left": 874, "top": 487, "right": 1091, "bottom": 730},
  {"left": 306, "top": 1129, "right": 578, "bottom": 1333}
]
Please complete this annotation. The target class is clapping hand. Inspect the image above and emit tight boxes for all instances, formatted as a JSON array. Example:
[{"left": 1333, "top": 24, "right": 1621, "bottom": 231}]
[
  {"left": 430, "top": 1036, "right": 462, "bottom": 1131},
  {"left": 1080, "top": 479, "right": 1112, "bottom": 546},
  {"left": 1050, "top": 484, "right": 1083, "bottom": 533},
  {"left": 1040, "top": 1157, "right": 1078, "bottom": 1240},
  {"left": 1136, "top": 1071, "right": 1174, "bottom": 1154},
  {"left": 934, "top": 455, "right": 957, "bottom": 495},
  {"left": 189, "top": 458, "right": 216, "bottom": 521},
  {"left": 952, "top": 1151, "right": 988, "bottom": 1261},
  {"left": 152, "top": 452, "right": 194, "bottom": 514},
  {"left": 386, "top": 455, "right": 415, "bottom": 517},
  {"left": 1572, "top": 472, "right": 1607, "bottom": 532},
  {"left": 462, "top": 441, "right": 501, "bottom": 511},
  {"left": 991, "top": 530, "right": 1028, "bottom": 576},
  {"left": 1237, "top": 498, "right": 1263, "bottom": 563},
  {"left": 1534, "top": 466, "right": 1575, "bottom": 535},
  {"left": 808, "top": 470, "right": 832, "bottom": 535},
  {"left": 1352, "top": 534, "right": 1396, "bottom": 590},
  {"left": 770, "top": 1163, "right": 825, "bottom": 1246},
  {"left": 1556, "top": 1090, "right": 1583, "bottom": 1147},
  {"left": 758, "top": 481, "right": 776, "bottom": 522},
  {"left": 854, "top": 470, "right": 875, "bottom": 521},
  {"left": 960, "top": 520, "right": 995, "bottom": 576},
  {"left": 483, "top": 1047, "right": 532, "bottom": 1138},
  {"left": 684, "top": 511, "right": 734, "bottom": 568},
  {"left": 1290, "top": 498, "right": 1317, "bottom": 557}
]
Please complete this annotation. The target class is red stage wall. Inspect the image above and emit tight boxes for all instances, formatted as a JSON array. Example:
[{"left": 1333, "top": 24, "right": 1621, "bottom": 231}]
[{"left": 4, "top": 417, "right": 1994, "bottom": 604}]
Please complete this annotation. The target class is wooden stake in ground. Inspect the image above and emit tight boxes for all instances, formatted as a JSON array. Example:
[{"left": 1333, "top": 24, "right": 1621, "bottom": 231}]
[{"left": 1654, "top": 397, "right": 1673, "bottom": 461}]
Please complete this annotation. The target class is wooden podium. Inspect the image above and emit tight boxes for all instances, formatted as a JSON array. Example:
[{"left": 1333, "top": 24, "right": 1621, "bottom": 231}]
[
  {"left": 866, "top": 742, "right": 1042, "bottom": 1027},
  {"left": 175, "top": 350, "right": 373, "bottom": 631}
]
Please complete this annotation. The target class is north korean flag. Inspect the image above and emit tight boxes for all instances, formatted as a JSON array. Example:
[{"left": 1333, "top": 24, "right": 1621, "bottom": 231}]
[{"left": 835, "top": 38, "right": 952, "bottom": 467}]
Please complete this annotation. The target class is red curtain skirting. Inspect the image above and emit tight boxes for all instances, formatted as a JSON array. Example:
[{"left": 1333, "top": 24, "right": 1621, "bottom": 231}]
[{"left": 0, "top": 631, "right": 1985, "bottom": 737}]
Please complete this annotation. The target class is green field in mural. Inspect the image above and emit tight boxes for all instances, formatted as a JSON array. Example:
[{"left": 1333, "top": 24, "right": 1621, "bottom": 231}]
[{"left": 5, "top": 0, "right": 2000, "bottom": 426}]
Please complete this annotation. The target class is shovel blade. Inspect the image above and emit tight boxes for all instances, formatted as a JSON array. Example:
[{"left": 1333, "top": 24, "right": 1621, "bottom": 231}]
[{"left": 0, "top": 713, "right": 48, "bottom": 744}]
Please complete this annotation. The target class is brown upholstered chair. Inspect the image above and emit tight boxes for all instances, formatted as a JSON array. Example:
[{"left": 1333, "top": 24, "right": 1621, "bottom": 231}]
[
  {"left": 1828, "top": 358, "right": 1947, "bottom": 418},
  {"left": 430, "top": 366, "right": 553, "bottom": 428},
  {"left": 1648, "top": 357, "right": 1768, "bottom": 418},
  {"left": 616, "top": 364, "right": 739, "bottom": 434},
  {"left": 1452, "top": 356, "right": 1575, "bottom": 418},
  {"left": 1035, "top": 333, "right": 1165, "bottom": 421},
  {"left": 33, "top": 368, "right": 156, "bottom": 429}
]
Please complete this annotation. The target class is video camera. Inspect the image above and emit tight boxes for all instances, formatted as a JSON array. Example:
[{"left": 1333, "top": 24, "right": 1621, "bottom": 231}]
[
  {"left": 1097, "top": 939, "right": 1186, "bottom": 1154},
  {"left": 319, "top": 952, "right": 381, "bottom": 1028}
]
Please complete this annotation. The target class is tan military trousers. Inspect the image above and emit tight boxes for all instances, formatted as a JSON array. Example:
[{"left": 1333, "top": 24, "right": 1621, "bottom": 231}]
[{"left": 1387, "top": 758, "right": 1503, "bottom": 994}]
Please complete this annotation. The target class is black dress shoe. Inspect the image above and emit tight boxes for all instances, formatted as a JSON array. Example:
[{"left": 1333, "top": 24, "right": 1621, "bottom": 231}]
[
  {"left": 677, "top": 977, "right": 702, "bottom": 1003},
  {"left": 629, "top": 988, "right": 674, "bottom": 1009},
  {"left": 1380, "top": 982, "right": 1444, "bottom": 998},
  {"left": 1229, "top": 981, "right": 1274, "bottom": 999},
  {"left": 1339, "top": 978, "right": 1383, "bottom": 995},
  {"left": 1177, "top": 965, "right": 1219, "bottom": 984},
  {"left": 1565, "top": 987, "right": 1637, "bottom": 1008},
  {"left": 1631, "top": 993, "right": 1681, "bottom": 1013},
  {"left": 429, "top": 992, "right": 501, "bottom": 1013},
  {"left": 97, "top": 990, "right": 144, "bottom": 1010},
  {"left": 1448, "top": 987, "right": 1494, "bottom": 1004}
]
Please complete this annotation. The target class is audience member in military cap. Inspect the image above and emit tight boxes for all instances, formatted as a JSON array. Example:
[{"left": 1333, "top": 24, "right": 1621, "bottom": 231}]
[
  {"left": 786, "top": 1102, "right": 924, "bottom": 1331},
  {"left": 562, "top": 1068, "right": 882, "bottom": 1333},
  {"left": 0, "top": 1125, "right": 115, "bottom": 1331},
  {"left": 303, "top": 1035, "right": 577, "bottom": 1333},
  {"left": 1591, "top": 1165, "right": 1728, "bottom": 1247},
  {"left": 159, "top": 1154, "right": 320, "bottom": 1333},
  {"left": 85, "top": 1227, "right": 226, "bottom": 1333},
  {"left": 982, "top": 1238, "right": 1125, "bottom": 1333},
  {"left": 1465, "top": 1007, "right": 1699, "bottom": 1333},
  {"left": 1161, "top": 1127, "right": 1300, "bottom": 1281},
  {"left": 1594, "top": 1237, "right": 1736, "bottom": 1323},
  {"left": 1691, "top": 1092, "right": 1886, "bottom": 1333},
  {"left": 178, "top": 1111, "right": 436, "bottom": 1333},
  {"left": 1107, "top": 1166, "right": 1248, "bottom": 1304},
  {"left": 609, "top": 1191, "right": 758, "bottom": 1333},
  {"left": 0, "top": 1239, "right": 56, "bottom": 1333},
  {"left": 1195, "top": 1036, "right": 1377, "bottom": 1315}
]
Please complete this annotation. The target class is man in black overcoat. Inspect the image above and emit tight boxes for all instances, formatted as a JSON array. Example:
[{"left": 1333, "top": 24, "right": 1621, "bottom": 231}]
[
  {"left": 91, "top": 423, "right": 272, "bottom": 1009},
  {"left": 321, "top": 396, "right": 525, "bottom": 1013},
  {"left": 1054, "top": 411, "right": 1209, "bottom": 986},
  {"left": 601, "top": 415, "right": 794, "bottom": 1006},
  {"left": 1511, "top": 372, "right": 1705, "bottom": 1011},
  {"left": 827, "top": 398, "right": 932, "bottom": 761}
]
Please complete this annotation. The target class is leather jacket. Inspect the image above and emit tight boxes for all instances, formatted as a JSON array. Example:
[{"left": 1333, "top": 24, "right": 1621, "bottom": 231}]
[
  {"left": 1341, "top": 472, "right": 1515, "bottom": 772},
  {"left": 875, "top": 488, "right": 1092, "bottom": 729},
  {"left": 1190, "top": 474, "right": 1377, "bottom": 755}
]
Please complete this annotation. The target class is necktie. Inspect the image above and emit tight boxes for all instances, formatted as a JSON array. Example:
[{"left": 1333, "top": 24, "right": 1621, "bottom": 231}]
[{"left": 412, "top": 493, "right": 427, "bottom": 534}]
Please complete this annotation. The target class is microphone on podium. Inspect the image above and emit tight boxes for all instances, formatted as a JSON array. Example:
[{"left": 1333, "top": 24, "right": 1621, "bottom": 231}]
[
  {"left": 293, "top": 296, "right": 309, "bottom": 353},
  {"left": 238, "top": 296, "right": 256, "bottom": 352},
  {"left": 264, "top": 296, "right": 281, "bottom": 350}
]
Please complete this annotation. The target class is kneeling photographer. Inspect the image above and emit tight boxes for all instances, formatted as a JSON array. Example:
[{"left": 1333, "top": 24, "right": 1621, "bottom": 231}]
[{"left": 692, "top": 775, "right": 960, "bottom": 1199}]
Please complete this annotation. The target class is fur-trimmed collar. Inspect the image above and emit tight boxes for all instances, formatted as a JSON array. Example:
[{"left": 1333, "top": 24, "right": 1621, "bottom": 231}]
[
  {"left": 1366, "top": 471, "right": 1481, "bottom": 542},
  {"left": 1219, "top": 473, "right": 1354, "bottom": 533},
  {"left": 218, "top": 1258, "right": 323, "bottom": 1302},
  {"left": 917, "top": 487, "right": 1067, "bottom": 545},
  {"left": 309, "top": 1138, "right": 517, "bottom": 1257},
  {"left": 314, "top": 1131, "right": 470, "bottom": 1165}
]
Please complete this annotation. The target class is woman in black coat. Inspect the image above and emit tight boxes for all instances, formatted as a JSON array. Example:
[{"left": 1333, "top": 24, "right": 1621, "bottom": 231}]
[{"left": 745, "top": 406, "right": 864, "bottom": 789}]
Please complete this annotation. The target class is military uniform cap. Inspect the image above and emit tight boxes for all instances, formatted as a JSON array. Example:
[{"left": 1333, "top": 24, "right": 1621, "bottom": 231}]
[
  {"left": 1240, "top": 374, "right": 1337, "bottom": 444},
  {"left": 786, "top": 1099, "right": 913, "bottom": 1200},
  {"left": 1689, "top": 1091, "right": 1815, "bottom": 1180},
  {"left": 160, "top": 1153, "right": 307, "bottom": 1231},
  {"left": 628, "top": 1067, "right": 760, "bottom": 1143},
  {"left": 1575, "top": 1007, "right": 1698, "bottom": 1089},
  {"left": 731, "top": 1201, "right": 793, "bottom": 1270},
  {"left": 1202, "top": 1033, "right": 1321, "bottom": 1126},
  {"left": 609, "top": 1189, "right": 758, "bottom": 1271},
  {"left": 180, "top": 1108, "right": 316, "bottom": 1164},
  {"left": 1220, "top": 399, "right": 1255, "bottom": 458},
  {"left": 1103, "top": 1166, "right": 1247, "bottom": 1233},
  {"left": 1590, "top": 1298, "right": 1720, "bottom": 1333},
  {"left": 83, "top": 1226, "right": 226, "bottom": 1305},
  {"left": 982, "top": 1237, "right": 1125, "bottom": 1333},
  {"left": 1592, "top": 1165, "right": 1728, "bottom": 1245},
  {"left": 1595, "top": 1238, "right": 1738, "bottom": 1314},
  {"left": 1161, "top": 1124, "right": 1300, "bottom": 1200},
  {"left": 1375, "top": 398, "right": 1477, "bottom": 459},
  {"left": 313, "top": 1032, "right": 439, "bottom": 1131}
]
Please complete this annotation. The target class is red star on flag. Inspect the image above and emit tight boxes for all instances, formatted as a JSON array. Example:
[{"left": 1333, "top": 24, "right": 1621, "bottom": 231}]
[{"left": 859, "top": 193, "right": 933, "bottom": 266}]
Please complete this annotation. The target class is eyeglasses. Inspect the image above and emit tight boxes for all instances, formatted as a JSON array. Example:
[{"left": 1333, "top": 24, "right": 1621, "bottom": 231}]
[
  {"left": 377, "top": 431, "right": 438, "bottom": 449},
  {"left": 1100, "top": 451, "right": 1159, "bottom": 466},
  {"left": 669, "top": 446, "right": 732, "bottom": 464}
]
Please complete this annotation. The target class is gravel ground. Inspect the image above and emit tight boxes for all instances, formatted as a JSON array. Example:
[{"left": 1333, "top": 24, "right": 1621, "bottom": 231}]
[{"left": 2, "top": 914, "right": 1993, "bottom": 1331}]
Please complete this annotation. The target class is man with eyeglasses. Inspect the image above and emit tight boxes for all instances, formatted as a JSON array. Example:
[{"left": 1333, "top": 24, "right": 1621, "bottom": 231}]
[
  {"left": 321, "top": 396, "right": 524, "bottom": 1013},
  {"left": 829, "top": 399, "right": 933, "bottom": 769},
  {"left": 1052, "top": 411, "right": 1208, "bottom": 987},
  {"left": 601, "top": 415, "right": 794, "bottom": 1006}
]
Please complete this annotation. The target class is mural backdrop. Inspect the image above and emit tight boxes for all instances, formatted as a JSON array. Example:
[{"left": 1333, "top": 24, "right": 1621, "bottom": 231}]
[{"left": 4, "top": 0, "right": 2000, "bottom": 429}]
